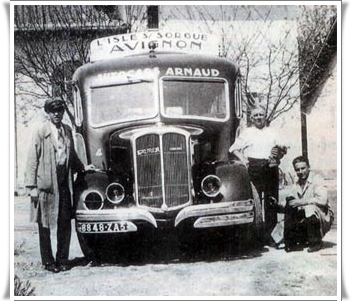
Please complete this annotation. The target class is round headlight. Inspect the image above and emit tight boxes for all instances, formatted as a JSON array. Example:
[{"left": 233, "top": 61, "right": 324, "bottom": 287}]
[
  {"left": 106, "top": 183, "right": 125, "bottom": 204},
  {"left": 83, "top": 190, "right": 104, "bottom": 210},
  {"left": 201, "top": 175, "right": 222, "bottom": 197}
]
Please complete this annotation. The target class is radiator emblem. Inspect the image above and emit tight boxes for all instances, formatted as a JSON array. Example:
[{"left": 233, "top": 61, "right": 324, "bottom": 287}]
[
  {"left": 137, "top": 147, "right": 160, "bottom": 156},
  {"left": 169, "top": 146, "right": 183, "bottom": 151}
]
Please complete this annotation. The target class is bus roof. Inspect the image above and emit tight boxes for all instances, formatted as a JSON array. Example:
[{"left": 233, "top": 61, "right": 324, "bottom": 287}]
[{"left": 73, "top": 51, "right": 240, "bottom": 82}]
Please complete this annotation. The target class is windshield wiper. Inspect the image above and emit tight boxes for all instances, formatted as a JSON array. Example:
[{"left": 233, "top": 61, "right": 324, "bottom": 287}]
[
  {"left": 91, "top": 77, "right": 153, "bottom": 89},
  {"left": 127, "top": 77, "right": 153, "bottom": 83}
]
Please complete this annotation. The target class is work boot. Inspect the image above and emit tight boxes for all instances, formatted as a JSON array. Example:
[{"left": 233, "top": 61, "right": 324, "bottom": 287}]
[{"left": 307, "top": 241, "right": 323, "bottom": 253}]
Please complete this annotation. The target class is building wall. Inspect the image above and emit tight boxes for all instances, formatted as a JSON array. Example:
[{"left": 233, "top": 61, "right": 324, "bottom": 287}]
[{"left": 307, "top": 68, "right": 337, "bottom": 173}]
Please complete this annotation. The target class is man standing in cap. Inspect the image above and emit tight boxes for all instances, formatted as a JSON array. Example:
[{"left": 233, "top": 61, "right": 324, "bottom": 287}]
[
  {"left": 25, "top": 97, "right": 90, "bottom": 273},
  {"left": 229, "top": 105, "right": 288, "bottom": 246}
]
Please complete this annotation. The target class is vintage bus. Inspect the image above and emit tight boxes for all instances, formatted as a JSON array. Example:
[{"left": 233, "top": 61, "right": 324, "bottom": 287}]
[{"left": 71, "top": 31, "right": 263, "bottom": 261}]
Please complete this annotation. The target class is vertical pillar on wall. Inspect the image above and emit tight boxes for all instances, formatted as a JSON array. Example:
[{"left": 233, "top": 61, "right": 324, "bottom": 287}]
[
  {"left": 147, "top": 6, "right": 159, "bottom": 30},
  {"left": 14, "top": 81, "right": 18, "bottom": 195},
  {"left": 301, "top": 110, "right": 308, "bottom": 159}
]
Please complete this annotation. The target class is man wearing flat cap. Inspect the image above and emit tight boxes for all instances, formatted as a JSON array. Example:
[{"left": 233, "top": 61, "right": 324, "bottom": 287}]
[{"left": 25, "top": 97, "right": 91, "bottom": 273}]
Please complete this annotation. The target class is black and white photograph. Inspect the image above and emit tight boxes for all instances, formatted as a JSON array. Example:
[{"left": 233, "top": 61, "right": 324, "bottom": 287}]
[{"left": 10, "top": 1, "right": 341, "bottom": 299}]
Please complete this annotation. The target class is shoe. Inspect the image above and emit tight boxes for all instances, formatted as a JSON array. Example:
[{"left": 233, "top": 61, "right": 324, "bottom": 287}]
[
  {"left": 307, "top": 241, "right": 323, "bottom": 253},
  {"left": 276, "top": 242, "right": 285, "bottom": 250},
  {"left": 265, "top": 240, "right": 277, "bottom": 248},
  {"left": 285, "top": 244, "right": 304, "bottom": 253},
  {"left": 57, "top": 264, "right": 71, "bottom": 272},
  {"left": 44, "top": 263, "right": 60, "bottom": 273},
  {"left": 89, "top": 260, "right": 101, "bottom": 267}
]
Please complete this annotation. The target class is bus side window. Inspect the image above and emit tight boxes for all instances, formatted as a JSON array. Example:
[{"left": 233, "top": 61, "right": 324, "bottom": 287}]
[
  {"left": 74, "top": 133, "right": 88, "bottom": 166},
  {"left": 73, "top": 84, "right": 83, "bottom": 127},
  {"left": 234, "top": 77, "right": 243, "bottom": 118}
]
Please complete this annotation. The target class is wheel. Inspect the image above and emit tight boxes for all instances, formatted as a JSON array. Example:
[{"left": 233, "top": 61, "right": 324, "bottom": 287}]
[
  {"left": 251, "top": 183, "right": 263, "bottom": 232},
  {"left": 76, "top": 226, "right": 151, "bottom": 264},
  {"left": 76, "top": 230, "right": 97, "bottom": 262},
  {"left": 224, "top": 184, "right": 265, "bottom": 253},
  {"left": 250, "top": 183, "right": 265, "bottom": 247}
]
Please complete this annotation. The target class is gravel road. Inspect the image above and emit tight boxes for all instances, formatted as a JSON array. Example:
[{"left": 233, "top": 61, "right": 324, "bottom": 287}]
[{"left": 13, "top": 193, "right": 338, "bottom": 297}]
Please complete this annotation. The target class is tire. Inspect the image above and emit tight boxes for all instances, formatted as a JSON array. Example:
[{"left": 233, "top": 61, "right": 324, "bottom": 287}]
[
  {"left": 251, "top": 183, "right": 263, "bottom": 231},
  {"left": 76, "top": 227, "right": 150, "bottom": 264},
  {"left": 250, "top": 183, "right": 265, "bottom": 247},
  {"left": 226, "top": 184, "right": 265, "bottom": 253},
  {"left": 76, "top": 231, "right": 97, "bottom": 262}
]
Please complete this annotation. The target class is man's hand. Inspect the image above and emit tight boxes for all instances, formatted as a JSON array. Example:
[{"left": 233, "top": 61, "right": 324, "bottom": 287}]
[
  {"left": 30, "top": 188, "right": 38, "bottom": 198},
  {"left": 268, "top": 196, "right": 278, "bottom": 208},
  {"left": 30, "top": 188, "right": 39, "bottom": 207},
  {"left": 270, "top": 146, "right": 280, "bottom": 158},
  {"left": 238, "top": 157, "right": 249, "bottom": 167},
  {"left": 231, "top": 150, "right": 249, "bottom": 167},
  {"left": 289, "top": 198, "right": 308, "bottom": 208},
  {"left": 270, "top": 145, "right": 288, "bottom": 159},
  {"left": 84, "top": 164, "right": 96, "bottom": 172}
]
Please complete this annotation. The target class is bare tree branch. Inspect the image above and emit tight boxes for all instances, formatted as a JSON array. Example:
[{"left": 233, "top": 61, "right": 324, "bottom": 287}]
[{"left": 14, "top": 5, "right": 132, "bottom": 126}]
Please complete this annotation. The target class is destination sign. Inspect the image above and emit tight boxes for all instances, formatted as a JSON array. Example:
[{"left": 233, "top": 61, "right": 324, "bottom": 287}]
[{"left": 90, "top": 31, "right": 221, "bottom": 62}]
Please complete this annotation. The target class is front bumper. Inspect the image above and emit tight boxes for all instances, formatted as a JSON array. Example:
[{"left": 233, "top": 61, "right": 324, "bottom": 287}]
[
  {"left": 76, "top": 208, "right": 158, "bottom": 228},
  {"left": 174, "top": 200, "right": 254, "bottom": 228},
  {"left": 76, "top": 199, "right": 254, "bottom": 232}
]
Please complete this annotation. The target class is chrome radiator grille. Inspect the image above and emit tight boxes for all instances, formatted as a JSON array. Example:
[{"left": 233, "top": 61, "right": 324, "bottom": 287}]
[{"left": 135, "top": 132, "right": 190, "bottom": 209}]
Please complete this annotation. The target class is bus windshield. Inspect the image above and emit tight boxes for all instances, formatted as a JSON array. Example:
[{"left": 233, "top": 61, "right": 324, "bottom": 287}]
[
  {"left": 90, "top": 81, "right": 156, "bottom": 126},
  {"left": 161, "top": 78, "right": 228, "bottom": 120}
]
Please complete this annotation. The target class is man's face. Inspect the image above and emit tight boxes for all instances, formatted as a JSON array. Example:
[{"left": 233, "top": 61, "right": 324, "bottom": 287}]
[
  {"left": 251, "top": 110, "right": 266, "bottom": 129},
  {"left": 48, "top": 107, "right": 64, "bottom": 126},
  {"left": 294, "top": 161, "right": 310, "bottom": 182}
]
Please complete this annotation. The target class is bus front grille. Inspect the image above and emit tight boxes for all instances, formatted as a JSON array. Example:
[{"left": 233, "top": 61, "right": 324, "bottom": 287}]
[{"left": 135, "top": 132, "right": 189, "bottom": 209}]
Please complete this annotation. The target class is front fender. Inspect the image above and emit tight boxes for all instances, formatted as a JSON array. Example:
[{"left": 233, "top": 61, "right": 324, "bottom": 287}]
[
  {"left": 215, "top": 161, "right": 252, "bottom": 202},
  {"left": 74, "top": 172, "right": 110, "bottom": 211}
]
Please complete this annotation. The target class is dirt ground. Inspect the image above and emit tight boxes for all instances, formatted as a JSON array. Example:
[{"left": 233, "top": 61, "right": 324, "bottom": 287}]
[{"left": 13, "top": 191, "right": 338, "bottom": 298}]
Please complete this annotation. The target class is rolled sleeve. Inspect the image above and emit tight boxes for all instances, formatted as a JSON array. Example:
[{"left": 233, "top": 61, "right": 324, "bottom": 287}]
[{"left": 308, "top": 184, "right": 328, "bottom": 207}]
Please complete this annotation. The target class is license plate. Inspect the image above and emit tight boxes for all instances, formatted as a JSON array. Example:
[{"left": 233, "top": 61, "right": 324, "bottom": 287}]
[{"left": 77, "top": 221, "right": 137, "bottom": 233}]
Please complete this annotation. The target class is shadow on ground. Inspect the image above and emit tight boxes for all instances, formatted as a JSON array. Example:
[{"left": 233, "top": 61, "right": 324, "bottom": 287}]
[{"left": 68, "top": 227, "right": 269, "bottom": 268}]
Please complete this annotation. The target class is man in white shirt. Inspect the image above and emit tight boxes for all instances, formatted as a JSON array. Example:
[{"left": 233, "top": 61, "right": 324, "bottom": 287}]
[{"left": 229, "top": 105, "right": 287, "bottom": 245}]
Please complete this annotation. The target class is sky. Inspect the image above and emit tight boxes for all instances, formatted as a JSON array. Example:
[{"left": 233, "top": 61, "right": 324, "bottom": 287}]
[{"left": 161, "top": 5, "right": 301, "bottom": 21}]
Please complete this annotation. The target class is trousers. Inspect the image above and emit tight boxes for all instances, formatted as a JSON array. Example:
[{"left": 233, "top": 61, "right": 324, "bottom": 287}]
[
  {"left": 38, "top": 165, "right": 72, "bottom": 265},
  {"left": 284, "top": 208, "right": 322, "bottom": 247},
  {"left": 248, "top": 158, "right": 279, "bottom": 236}
]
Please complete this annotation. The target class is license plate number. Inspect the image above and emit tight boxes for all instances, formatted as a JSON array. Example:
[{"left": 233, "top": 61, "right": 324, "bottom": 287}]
[{"left": 77, "top": 221, "right": 137, "bottom": 233}]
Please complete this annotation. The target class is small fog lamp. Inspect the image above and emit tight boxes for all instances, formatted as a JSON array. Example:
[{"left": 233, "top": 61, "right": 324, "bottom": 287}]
[
  {"left": 106, "top": 183, "right": 125, "bottom": 204},
  {"left": 201, "top": 175, "right": 222, "bottom": 197}
]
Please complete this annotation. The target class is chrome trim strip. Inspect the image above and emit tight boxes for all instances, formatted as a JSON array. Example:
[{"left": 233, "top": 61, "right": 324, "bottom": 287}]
[
  {"left": 132, "top": 136, "right": 139, "bottom": 206},
  {"left": 194, "top": 213, "right": 254, "bottom": 228},
  {"left": 159, "top": 132, "right": 166, "bottom": 209},
  {"left": 76, "top": 208, "right": 157, "bottom": 228},
  {"left": 174, "top": 200, "right": 253, "bottom": 227},
  {"left": 119, "top": 125, "right": 203, "bottom": 139}
]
